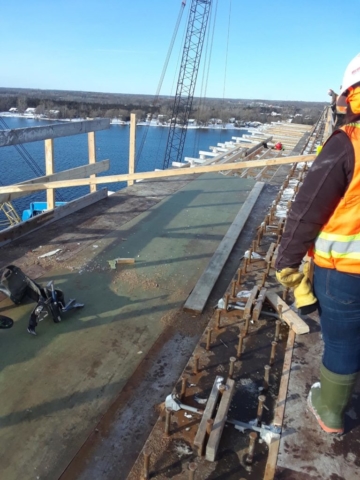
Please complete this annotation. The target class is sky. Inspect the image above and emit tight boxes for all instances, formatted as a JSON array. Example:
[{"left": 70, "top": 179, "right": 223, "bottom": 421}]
[{"left": 1, "top": 0, "right": 359, "bottom": 102}]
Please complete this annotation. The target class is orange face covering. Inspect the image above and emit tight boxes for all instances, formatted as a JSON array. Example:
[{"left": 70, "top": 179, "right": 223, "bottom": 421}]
[{"left": 347, "top": 86, "right": 360, "bottom": 114}]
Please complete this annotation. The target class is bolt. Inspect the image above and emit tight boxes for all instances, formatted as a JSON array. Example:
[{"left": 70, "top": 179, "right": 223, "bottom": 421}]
[
  {"left": 142, "top": 447, "right": 151, "bottom": 480},
  {"left": 228, "top": 356, "right": 236, "bottom": 379},
  {"left": 189, "top": 462, "right": 197, "bottom": 480},
  {"left": 206, "top": 418, "right": 214, "bottom": 435},
  {"left": 206, "top": 328, "right": 213, "bottom": 351},
  {"left": 215, "top": 309, "right": 221, "bottom": 329},
  {"left": 246, "top": 432, "right": 258, "bottom": 464},
  {"left": 164, "top": 408, "right": 171, "bottom": 436},
  {"left": 256, "top": 395, "right": 266, "bottom": 425},
  {"left": 274, "top": 320, "right": 281, "bottom": 342},
  {"left": 263, "top": 364, "right": 271, "bottom": 391},
  {"left": 269, "top": 341, "right": 278, "bottom": 366},
  {"left": 237, "top": 332, "right": 244, "bottom": 358},
  {"left": 231, "top": 279, "right": 237, "bottom": 298},
  {"left": 193, "top": 355, "right": 200, "bottom": 374},
  {"left": 181, "top": 376, "right": 187, "bottom": 401}
]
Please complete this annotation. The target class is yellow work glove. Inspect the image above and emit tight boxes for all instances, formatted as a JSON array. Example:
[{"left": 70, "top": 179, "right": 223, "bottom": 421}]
[
  {"left": 275, "top": 267, "right": 304, "bottom": 288},
  {"left": 293, "top": 262, "right": 317, "bottom": 311}
]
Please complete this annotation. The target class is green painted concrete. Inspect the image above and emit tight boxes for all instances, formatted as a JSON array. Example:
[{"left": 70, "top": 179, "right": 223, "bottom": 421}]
[{"left": 0, "top": 174, "right": 255, "bottom": 480}]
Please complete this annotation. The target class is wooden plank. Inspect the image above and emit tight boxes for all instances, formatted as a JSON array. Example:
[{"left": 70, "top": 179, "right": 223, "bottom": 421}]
[
  {"left": 263, "top": 330, "right": 295, "bottom": 480},
  {"left": 206, "top": 378, "right": 235, "bottom": 462},
  {"left": 243, "top": 285, "right": 260, "bottom": 317},
  {"left": 0, "top": 160, "right": 110, "bottom": 203},
  {"left": 0, "top": 119, "right": 110, "bottom": 146},
  {"left": 265, "top": 290, "right": 309, "bottom": 334},
  {"left": 45, "top": 138, "right": 55, "bottom": 210},
  {"left": 0, "top": 154, "right": 316, "bottom": 194},
  {"left": 0, "top": 189, "right": 108, "bottom": 247},
  {"left": 183, "top": 182, "right": 265, "bottom": 313},
  {"left": 128, "top": 113, "right": 136, "bottom": 186},
  {"left": 265, "top": 242, "right": 277, "bottom": 264},
  {"left": 252, "top": 287, "right": 267, "bottom": 321},
  {"left": 193, "top": 376, "right": 222, "bottom": 456},
  {"left": 88, "top": 132, "right": 97, "bottom": 193}
]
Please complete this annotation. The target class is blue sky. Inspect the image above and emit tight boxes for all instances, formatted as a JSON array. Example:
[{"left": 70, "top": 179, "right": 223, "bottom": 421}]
[{"left": 1, "top": 0, "right": 359, "bottom": 102}]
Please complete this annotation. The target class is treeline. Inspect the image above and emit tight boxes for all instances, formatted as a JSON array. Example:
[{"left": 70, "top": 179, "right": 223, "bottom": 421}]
[{"left": 0, "top": 87, "right": 326, "bottom": 125}]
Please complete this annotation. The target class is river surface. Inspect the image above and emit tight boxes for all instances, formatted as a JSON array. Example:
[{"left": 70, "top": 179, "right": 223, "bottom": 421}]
[{"left": 0, "top": 116, "right": 248, "bottom": 218}]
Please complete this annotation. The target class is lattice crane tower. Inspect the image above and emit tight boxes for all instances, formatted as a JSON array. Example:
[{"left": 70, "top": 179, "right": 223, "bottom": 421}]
[{"left": 163, "top": 0, "right": 212, "bottom": 169}]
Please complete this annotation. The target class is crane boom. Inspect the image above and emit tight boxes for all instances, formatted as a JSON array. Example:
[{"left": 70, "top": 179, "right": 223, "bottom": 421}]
[{"left": 163, "top": 0, "right": 212, "bottom": 169}]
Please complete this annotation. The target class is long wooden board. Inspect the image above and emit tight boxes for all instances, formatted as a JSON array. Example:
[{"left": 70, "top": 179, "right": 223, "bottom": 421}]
[
  {"left": 0, "top": 160, "right": 110, "bottom": 203},
  {"left": 265, "top": 290, "right": 309, "bottom": 334},
  {"left": 205, "top": 378, "right": 235, "bottom": 462},
  {"left": 183, "top": 182, "right": 265, "bottom": 313},
  {"left": 0, "top": 154, "right": 316, "bottom": 194},
  {"left": 193, "top": 376, "right": 223, "bottom": 456}
]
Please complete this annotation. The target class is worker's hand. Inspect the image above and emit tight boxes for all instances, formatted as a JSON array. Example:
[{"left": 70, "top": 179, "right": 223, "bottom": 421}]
[
  {"left": 293, "top": 262, "right": 318, "bottom": 310},
  {"left": 276, "top": 267, "right": 304, "bottom": 288}
]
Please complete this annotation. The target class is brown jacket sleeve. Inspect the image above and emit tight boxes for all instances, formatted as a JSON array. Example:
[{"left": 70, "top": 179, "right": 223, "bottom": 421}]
[{"left": 275, "top": 131, "right": 354, "bottom": 270}]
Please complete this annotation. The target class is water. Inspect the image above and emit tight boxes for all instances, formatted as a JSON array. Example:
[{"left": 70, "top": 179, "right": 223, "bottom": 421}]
[{"left": 0, "top": 117, "right": 248, "bottom": 219}]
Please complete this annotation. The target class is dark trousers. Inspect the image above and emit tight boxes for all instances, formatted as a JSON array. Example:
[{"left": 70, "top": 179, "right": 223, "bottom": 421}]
[{"left": 314, "top": 265, "right": 360, "bottom": 374}]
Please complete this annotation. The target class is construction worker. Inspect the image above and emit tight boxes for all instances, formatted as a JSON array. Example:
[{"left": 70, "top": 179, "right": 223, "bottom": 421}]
[{"left": 275, "top": 52, "right": 360, "bottom": 434}]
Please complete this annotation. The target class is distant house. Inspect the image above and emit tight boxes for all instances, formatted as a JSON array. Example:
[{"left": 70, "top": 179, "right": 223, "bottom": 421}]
[
  {"left": 9, "top": 107, "right": 18, "bottom": 113},
  {"left": 49, "top": 110, "right": 59, "bottom": 117},
  {"left": 24, "top": 107, "right": 36, "bottom": 114}
]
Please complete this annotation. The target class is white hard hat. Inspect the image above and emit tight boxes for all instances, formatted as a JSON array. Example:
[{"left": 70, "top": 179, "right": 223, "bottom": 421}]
[{"left": 337, "top": 53, "right": 360, "bottom": 108}]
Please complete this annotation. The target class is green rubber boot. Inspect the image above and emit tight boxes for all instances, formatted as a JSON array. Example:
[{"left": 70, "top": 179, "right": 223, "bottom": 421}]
[{"left": 307, "top": 364, "right": 358, "bottom": 434}]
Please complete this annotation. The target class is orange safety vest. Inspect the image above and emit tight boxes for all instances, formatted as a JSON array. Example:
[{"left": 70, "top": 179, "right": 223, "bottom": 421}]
[{"left": 313, "top": 122, "right": 360, "bottom": 273}]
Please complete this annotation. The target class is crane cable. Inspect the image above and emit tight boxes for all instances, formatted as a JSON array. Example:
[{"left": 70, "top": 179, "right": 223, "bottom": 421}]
[
  {"left": 135, "top": 1, "right": 187, "bottom": 169},
  {"left": 218, "top": 0, "right": 232, "bottom": 128}
]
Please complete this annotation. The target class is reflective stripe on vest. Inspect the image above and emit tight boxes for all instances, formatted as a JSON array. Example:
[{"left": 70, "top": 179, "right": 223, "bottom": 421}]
[{"left": 313, "top": 123, "right": 360, "bottom": 270}]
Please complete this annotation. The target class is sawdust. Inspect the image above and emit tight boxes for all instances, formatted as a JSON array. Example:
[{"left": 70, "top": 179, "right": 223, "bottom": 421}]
[{"left": 113, "top": 268, "right": 161, "bottom": 291}]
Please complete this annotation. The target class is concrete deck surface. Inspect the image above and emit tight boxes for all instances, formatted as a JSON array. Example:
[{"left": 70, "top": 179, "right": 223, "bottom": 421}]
[{"left": 0, "top": 173, "right": 257, "bottom": 480}]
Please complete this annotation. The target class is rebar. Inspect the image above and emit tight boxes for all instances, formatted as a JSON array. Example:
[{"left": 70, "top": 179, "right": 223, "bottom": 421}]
[
  {"left": 246, "top": 432, "right": 258, "bottom": 464},
  {"left": 282, "top": 287, "right": 289, "bottom": 301},
  {"left": 215, "top": 309, "right": 221, "bottom": 329},
  {"left": 269, "top": 341, "right": 278, "bottom": 366},
  {"left": 193, "top": 355, "right": 199, "bottom": 374},
  {"left": 256, "top": 395, "right": 266, "bottom": 425},
  {"left": 231, "top": 279, "right": 237, "bottom": 297},
  {"left": 189, "top": 462, "right": 197, "bottom": 480},
  {"left": 237, "top": 332, "right": 244, "bottom": 358},
  {"left": 274, "top": 320, "right": 281, "bottom": 342},
  {"left": 224, "top": 293, "right": 230, "bottom": 311},
  {"left": 206, "top": 418, "right": 214, "bottom": 435},
  {"left": 263, "top": 364, "right": 271, "bottom": 391},
  {"left": 142, "top": 447, "right": 151, "bottom": 480},
  {"left": 228, "top": 356, "right": 236, "bottom": 379},
  {"left": 206, "top": 328, "right": 212, "bottom": 351},
  {"left": 244, "top": 314, "right": 251, "bottom": 336},
  {"left": 237, "top": 268, "right": 242, "bottom": 285},
  {"left": 181, "top": 376, "right": 187, "bottom": 400},
  {"left": 164, "top": 408, "right": 171, "bottom": 436}
]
